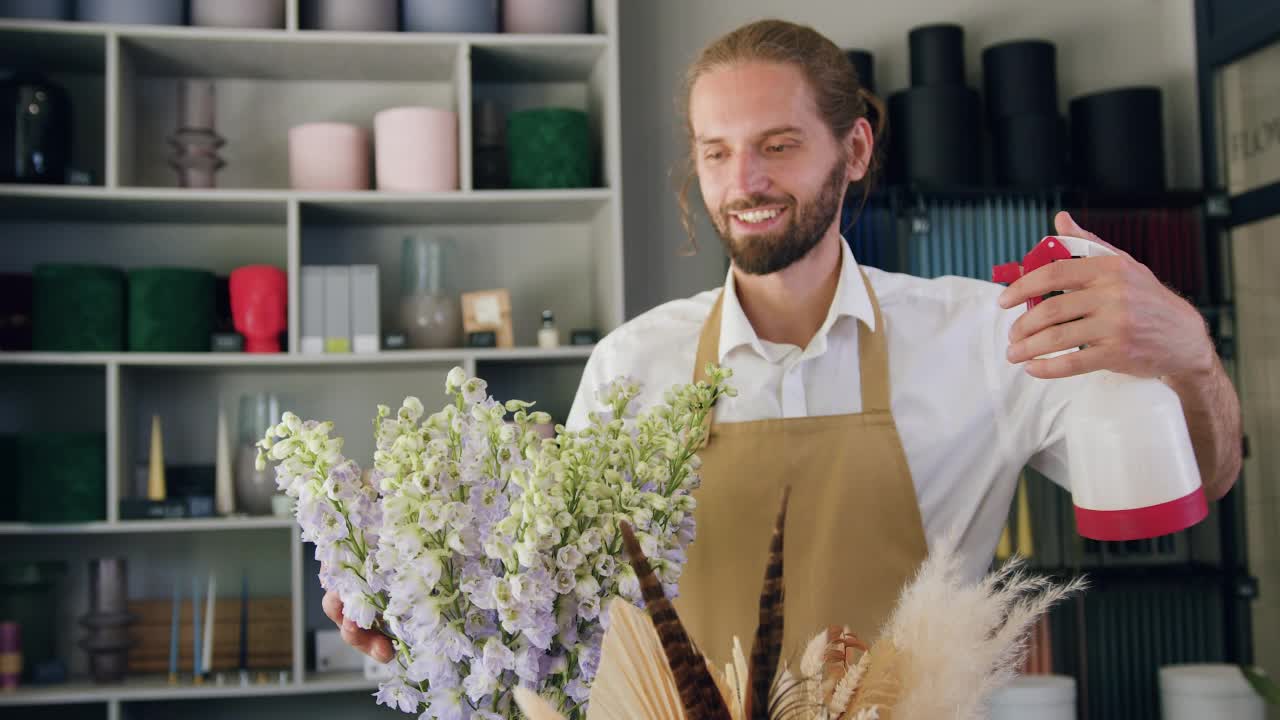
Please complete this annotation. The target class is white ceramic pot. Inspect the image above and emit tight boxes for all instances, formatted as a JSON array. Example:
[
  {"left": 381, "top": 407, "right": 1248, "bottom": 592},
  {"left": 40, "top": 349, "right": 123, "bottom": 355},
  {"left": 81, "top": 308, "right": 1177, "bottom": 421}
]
[
  {"left": 191, "top": 0, "right": 284, "bottom": 28},
  {"left": 288, "top": 122, "right": 370, "bottom": 190},
  {"left": 987, "top": 675, "right": 1076, "bottom": 720},
  {"left": 307, "top": 0, "right": 397, "bottom": 31},
  {"left": 502, "top": 0, "right": 587, "bottom": 34},
  {"left": 374, "top": 107, "right": 458, "bottom": 191},
  {"left": 1159, "top": 664, "right": 1265, "bottom": 720}
]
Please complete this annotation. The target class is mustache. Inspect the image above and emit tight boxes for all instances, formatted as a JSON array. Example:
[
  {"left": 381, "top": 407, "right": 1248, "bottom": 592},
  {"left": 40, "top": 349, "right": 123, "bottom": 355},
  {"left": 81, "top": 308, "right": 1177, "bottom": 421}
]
[{"left": 721, "top": 194, "right": 794, "bottom": 214}]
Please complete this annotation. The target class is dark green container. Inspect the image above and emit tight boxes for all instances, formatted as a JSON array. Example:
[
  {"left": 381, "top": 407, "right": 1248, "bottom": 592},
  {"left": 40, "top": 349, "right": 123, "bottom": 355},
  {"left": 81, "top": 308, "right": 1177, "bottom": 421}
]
[
  {"left": 32, "top": 264, "right": 125, "bottom": 352},
  {"left": 16, "top": 432, "right": 106, "bottom": 523},
  {"left": 506, "top": 108, "right": 594, "bottom": 189},
  {"left": 127, "top": 268, "right": 215, "bottom": 352},
  {"left": 0, "top": 435, "right": 15, "bottom": 522},
  {"left": 0, "top": 561, "right": 67, "bottom": 683}
]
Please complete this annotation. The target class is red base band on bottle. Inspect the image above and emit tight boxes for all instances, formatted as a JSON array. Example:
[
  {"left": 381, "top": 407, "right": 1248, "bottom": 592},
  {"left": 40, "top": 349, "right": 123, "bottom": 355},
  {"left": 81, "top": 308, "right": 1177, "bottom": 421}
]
[{"left": 1074, "top": 490, "right": 1209, "bottom": 541}]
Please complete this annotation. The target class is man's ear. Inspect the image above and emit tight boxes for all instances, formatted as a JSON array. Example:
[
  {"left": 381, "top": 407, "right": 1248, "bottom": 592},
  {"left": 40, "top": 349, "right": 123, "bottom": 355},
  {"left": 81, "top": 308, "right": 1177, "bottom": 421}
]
[{"left": 845, "top": 116, "right": 874, "bottom": 183}]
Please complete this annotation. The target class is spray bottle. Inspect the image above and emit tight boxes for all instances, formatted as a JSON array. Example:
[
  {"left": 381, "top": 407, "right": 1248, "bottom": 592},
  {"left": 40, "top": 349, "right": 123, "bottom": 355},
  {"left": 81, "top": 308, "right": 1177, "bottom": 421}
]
[{"left": 993, "top": 235, "right": 1208, "bottom": 541}]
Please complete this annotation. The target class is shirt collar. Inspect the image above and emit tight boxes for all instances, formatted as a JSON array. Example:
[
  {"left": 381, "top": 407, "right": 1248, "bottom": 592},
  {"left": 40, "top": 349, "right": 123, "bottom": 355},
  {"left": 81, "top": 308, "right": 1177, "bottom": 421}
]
[{"left": 718, "top": 237, "right": 876, "bottom": 362}]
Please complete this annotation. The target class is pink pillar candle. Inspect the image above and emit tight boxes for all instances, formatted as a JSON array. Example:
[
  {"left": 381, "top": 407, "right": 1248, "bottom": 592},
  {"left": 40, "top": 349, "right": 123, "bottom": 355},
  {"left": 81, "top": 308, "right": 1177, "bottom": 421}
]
[
  {"left": 502, "top": 0, "right": 588, "bottom": 34},
  {"left": 288, "top": 122, "right": 370, "bottom": 191},
  {"left": 374, "top": 107, "right": 459, "bottom": 192}
]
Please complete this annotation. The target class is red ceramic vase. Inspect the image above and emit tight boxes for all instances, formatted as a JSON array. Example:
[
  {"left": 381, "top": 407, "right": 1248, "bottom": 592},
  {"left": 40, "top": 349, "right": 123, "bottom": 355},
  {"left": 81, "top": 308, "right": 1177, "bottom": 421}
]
[{"left": 229, "top": 266, "right": 287, "bottom": 353}]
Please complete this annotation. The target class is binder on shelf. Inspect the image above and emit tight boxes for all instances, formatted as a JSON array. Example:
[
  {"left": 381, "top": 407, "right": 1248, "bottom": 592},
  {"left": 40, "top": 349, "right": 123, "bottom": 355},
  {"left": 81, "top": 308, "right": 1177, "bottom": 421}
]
[
  {"left": 349, "top": 265, "right": 380, "bottom": 354},
  {"left": 300, "top": 266, "right": 324, "bottom": 355},
  {"left": 322, "top": 266, "right": 351, "bottom": 354}
]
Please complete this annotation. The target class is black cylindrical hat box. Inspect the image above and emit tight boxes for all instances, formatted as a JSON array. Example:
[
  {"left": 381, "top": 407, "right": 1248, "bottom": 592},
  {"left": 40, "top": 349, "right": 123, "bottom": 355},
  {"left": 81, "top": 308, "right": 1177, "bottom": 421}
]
[
  {"left": 1069, "top": 86, "right": 1165, "bottom": 192},
  {"left": 845, "top": 49, "right": 875, "bottom": 93},
  {"left": 892, "top": 85, "right": 983, "bottom": 186},
  {"left": 886, "top": 91, "right": 908, "bottom": 185},
  {"left": 995, "top": 114, "right": 1065, "bottom": 186},
  {"left": 982, "top": 40, "right": 1057, "bottom": 120},
  {"left": 909, "top": 23, "right": 964, "bottom": 87}
]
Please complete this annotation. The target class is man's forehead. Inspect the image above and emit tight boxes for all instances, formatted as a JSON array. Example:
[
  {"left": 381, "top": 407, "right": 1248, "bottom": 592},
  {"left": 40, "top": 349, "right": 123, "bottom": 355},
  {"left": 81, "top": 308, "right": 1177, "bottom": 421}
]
[{"left": 689, "top": 61, "right": 820, "bottom": 139}]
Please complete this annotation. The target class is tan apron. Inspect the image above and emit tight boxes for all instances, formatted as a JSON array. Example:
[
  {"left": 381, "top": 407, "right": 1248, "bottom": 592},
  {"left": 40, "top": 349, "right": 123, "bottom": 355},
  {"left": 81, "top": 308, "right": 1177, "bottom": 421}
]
[{"left": 673, "top": 270, "right": 930, "bottom": 662}]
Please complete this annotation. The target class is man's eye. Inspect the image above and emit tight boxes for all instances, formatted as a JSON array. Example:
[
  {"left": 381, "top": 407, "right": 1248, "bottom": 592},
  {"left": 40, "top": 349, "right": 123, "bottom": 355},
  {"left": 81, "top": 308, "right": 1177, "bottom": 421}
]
[
  {"left": 767, "top": 144, "right": 789, "bottom": 153},
  {"left": 705, "top": 151, "right": 725, "bottom": 161}
]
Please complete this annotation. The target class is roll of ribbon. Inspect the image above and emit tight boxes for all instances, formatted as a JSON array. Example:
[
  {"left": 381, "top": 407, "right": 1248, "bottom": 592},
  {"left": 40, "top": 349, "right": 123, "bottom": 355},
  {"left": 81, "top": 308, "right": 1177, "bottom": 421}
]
[
  {"left": 190, "top": 0, "right": 284, "bottom": 28},
  {"left": 982, "top": 40, "right": 1058, "bottom": 120},
  {"left": 1069, "top": 86, "right": 1166, "bottom": 193},
  {"left": 994, "top": 113, "right": 1065, "bottom": 187},
  {"left": 404, "top": 0, "right": 498, "bottom": 33},
  {"left": 33, "top": 264, "right": 125, "bottom": 351},
  {"left": 0, "top": 0, "right": 71, "bottom": 19},
  {"left": 890, "top": 86, "right": 983, "bottom": 186},
  {"left": 17, "top": 432, "right": 106, "bottom": 522},
  {"left": 127, "top": 268, "right": 215, "bottom": 352},
  {"left": 288, "top": 122, "right": 370, "bottom": 190},
  {"left": 306, "top": 0, "right": 397, "bottom": 32},
  {"left": 373, "top": 106, "right": 459, "bottom": 191},
  {"left": 844, "top": 49, "right": 875, "bottom": 93},
  {"left": 908, "top": 23, "right": 964, "bottom": 87},
  {"left": 502, "top": 0, "right": 588, "bottom": 34},
  {"left": 76, "top": 0, "right": 185, "bottom": 25},
  {"left": 507, "top": 107, "right": 592, "bottom": 188}
]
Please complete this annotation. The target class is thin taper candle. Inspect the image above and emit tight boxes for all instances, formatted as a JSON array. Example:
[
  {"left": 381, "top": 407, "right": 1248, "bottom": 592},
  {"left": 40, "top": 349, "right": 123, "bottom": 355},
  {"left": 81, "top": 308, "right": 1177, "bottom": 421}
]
[
  {"left": 202, "top": 573, "right": 216, "bottom": 676},
  {"left": 168, "top": 579, "right": 180, "bottom": 683},
  {"left": 239, "top": 570, "right": 248, "bottom": 671},
  {"left": 191, "top": 576, "right": 202, "bottom": 681}
]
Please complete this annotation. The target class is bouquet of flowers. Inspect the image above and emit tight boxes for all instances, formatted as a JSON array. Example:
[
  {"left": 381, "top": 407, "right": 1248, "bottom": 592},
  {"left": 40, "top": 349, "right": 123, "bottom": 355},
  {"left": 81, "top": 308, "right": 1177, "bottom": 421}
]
[{"left": 255, "top": 366, "right": 733, "bottom": 719}]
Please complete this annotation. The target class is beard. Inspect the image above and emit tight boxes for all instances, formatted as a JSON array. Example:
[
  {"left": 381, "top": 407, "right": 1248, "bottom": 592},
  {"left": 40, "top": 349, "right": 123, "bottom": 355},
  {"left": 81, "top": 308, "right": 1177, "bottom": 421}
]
[{"left": 709, "top": 155, "right": 848, "bottom": 276}]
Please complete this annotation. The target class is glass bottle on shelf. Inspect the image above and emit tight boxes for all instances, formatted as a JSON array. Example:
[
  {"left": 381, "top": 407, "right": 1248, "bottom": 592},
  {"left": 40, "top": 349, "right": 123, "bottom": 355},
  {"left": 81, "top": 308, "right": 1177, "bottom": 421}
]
[
  {"left": 399, "top": 235, "right": 463, "bottom": 349},
  {"left": 538, "top": 309, "right": 559, "bottom": 348},
  {"left": 234, "top": 392, "right": 281, "bottom": 516}
]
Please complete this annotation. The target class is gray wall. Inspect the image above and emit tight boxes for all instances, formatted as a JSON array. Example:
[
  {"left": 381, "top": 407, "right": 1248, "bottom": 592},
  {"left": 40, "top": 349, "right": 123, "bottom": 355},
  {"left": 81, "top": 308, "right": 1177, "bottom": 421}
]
[{"left": 617, "top": 0, "right": 1201, "bottom": 317}]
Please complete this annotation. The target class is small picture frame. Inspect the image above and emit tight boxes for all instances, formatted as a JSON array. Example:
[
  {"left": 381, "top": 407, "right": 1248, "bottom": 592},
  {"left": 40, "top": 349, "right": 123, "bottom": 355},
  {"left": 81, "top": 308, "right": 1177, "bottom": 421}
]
[{"left": 461, "top": 289, "right": 513, "bottom": 348}]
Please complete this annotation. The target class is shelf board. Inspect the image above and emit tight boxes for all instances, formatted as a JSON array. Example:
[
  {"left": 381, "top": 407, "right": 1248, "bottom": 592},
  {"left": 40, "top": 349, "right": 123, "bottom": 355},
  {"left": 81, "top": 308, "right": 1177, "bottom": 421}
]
[
  {"left": 0, "top": 671, "right": 377, "bottom": 707},
  {"left": 119, "top": 29, "right": 460, "bottom": 82},
  {"left": 0, "top": 186, "right": 613, "bottom": 225},
  {"left": 0, "top": 517, "right": 293, "bottom": 535},
  {"left": 0, "top": 185, "right": 287, "bottom": 224},
  {"left": 0, "top": 346, "right": 594, "bottom": 368},
  {"left": 298, "top": 189, "right": 613, "bottom": 224}
]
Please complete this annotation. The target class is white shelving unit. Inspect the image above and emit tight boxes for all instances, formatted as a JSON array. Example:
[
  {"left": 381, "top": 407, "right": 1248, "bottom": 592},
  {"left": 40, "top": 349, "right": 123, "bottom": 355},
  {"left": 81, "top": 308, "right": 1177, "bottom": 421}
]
[{"left": 0, "top": 3, "right": 621, "bottom": 718}]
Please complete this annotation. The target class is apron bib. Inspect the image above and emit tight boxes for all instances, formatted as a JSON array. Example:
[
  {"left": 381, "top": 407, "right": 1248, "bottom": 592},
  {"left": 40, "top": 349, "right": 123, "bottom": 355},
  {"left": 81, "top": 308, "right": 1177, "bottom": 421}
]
[{"left": 673, "top": 269, "right": 930, "bottom": 661}]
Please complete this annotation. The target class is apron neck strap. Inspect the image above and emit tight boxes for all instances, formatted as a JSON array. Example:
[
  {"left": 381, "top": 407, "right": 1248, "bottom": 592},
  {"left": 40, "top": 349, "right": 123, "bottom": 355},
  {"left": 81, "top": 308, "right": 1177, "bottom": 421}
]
[{"left": 693, "top": 266, "right": 891, "bottom": 413}]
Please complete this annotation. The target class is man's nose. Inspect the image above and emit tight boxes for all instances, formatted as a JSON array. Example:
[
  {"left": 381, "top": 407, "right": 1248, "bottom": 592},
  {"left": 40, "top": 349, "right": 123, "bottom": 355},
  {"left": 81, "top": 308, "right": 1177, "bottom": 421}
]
[{"left": 731, "top": 150, "right": 770, "bottom": 196}]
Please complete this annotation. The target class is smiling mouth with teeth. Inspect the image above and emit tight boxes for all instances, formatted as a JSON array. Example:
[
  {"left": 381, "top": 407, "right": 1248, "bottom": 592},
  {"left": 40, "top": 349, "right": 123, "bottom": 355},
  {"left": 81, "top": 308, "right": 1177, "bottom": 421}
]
[{"left": 731, "top": 207, "right": 784, "bottom": 224}]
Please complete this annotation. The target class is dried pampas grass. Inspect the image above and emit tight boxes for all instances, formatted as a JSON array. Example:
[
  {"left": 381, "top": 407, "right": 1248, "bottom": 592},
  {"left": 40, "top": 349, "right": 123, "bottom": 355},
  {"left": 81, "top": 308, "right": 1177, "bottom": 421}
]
[{"left": 514, "top": 494, "right": 1085, "bottom": 720}]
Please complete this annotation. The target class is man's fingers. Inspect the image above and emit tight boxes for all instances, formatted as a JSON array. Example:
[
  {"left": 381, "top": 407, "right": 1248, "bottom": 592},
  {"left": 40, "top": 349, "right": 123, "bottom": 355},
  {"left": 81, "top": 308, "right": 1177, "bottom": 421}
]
[
  {"left": 321, "top": 590, "right": 344, "bottom": 626},
  {"left": 339, "top": 623, "right": 394, "bottom": 663},
  {"left": 998, "top": 256, "right": 1115, "bottom": 309},
  {"left": 1008, "top": 317, "right": 1104, "bottom": 365},
  {"left": 1008, "top": 289, "right": 1100, "bottom": 345},
  {"left": 1023, "top": 345, "right": 1109, "bottom": 379},
  {"left": 1053, "top": 210, "right": 1132, "bottom": 259}
]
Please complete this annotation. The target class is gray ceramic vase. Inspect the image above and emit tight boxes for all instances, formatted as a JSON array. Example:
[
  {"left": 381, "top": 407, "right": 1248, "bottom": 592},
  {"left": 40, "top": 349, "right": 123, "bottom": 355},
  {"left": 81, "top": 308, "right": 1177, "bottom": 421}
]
[
  {"left": 76, "top": 0, "right": 184, "bottom": 25},
  {"left": 403, "top": 0, "right": 498, "bottom": 33}
]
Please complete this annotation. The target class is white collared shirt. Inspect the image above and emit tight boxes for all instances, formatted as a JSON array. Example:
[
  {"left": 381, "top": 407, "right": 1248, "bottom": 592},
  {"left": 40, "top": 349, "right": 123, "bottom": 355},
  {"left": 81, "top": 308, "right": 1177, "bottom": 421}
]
[{"left": 567, "top": 239, "right": 1101, "bottom": 582}]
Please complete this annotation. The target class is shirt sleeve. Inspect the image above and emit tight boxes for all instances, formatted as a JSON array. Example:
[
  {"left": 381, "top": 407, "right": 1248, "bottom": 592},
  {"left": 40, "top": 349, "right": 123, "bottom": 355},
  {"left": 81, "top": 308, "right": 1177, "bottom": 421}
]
[{"left": 565, "top": 343, "right": 610, "bottom": 432}]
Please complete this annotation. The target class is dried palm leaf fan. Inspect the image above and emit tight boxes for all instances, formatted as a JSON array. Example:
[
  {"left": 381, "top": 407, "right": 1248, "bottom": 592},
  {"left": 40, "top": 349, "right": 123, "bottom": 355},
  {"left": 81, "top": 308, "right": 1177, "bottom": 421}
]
[{"left": 515, "top": 486, "right": 1084, "bottom": 720}]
